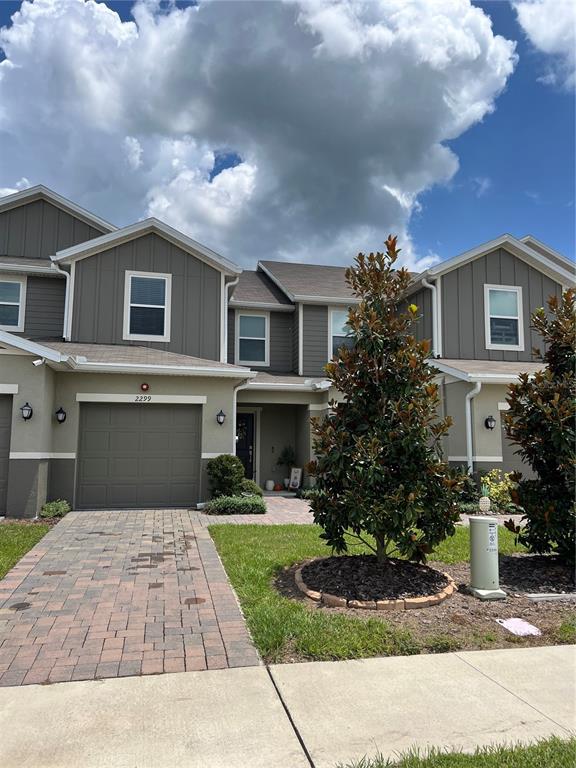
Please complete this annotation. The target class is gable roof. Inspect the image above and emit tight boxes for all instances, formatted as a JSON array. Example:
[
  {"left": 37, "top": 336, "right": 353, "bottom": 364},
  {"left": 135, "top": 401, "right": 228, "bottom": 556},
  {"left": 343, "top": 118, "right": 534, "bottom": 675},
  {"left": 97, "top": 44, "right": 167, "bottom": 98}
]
[
  {"left": 52, "top": 218, "right": 242, "bottom": 275},
  {"left": 410, "top": 234, "right": 575, "bottom": 292},
  {"left": 0, "top": 185, "right": 116, "bottom": 234},
  {"left": 258, "top": 260, "right": 357, "bottom": 304},
  {"left": 520, "top": 235, "right": 575, "bottom": 272},
  {"left": 229, "top": 270, "right": 294, "bottom": 310}
]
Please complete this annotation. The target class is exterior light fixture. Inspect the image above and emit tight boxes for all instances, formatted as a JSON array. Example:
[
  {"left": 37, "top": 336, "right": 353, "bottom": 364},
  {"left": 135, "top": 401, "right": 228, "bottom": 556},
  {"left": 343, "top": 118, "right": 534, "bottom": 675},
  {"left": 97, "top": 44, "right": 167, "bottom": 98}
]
[
  {"left": 484, "top": 415, "right": 496, "bottom": 431},
  {"left": 20, "top": 402, "right": 33, "bottom": 421},
  {"left": 216, "top": 410, "right": 226, "bottom": 426},
  {"left": 55, "top": 407, "right": 67, "bottom": 424}
]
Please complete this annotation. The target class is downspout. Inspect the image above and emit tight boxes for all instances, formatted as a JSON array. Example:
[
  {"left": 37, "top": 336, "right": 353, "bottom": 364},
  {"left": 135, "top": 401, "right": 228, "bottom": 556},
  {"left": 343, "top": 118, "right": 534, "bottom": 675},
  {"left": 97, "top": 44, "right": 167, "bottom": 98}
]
[
  {"left": 51, "top": 262, "right": 70, "bottom": 340},
  {"left": 223, "top": 276, "right": 240, "bottom": 363},
  {"left": 232, "top": 378, "right": 251, "bottom": 455},
  {"left": 465, "top": 382, "right": 482, "bottom": 475},
  {"left": 421, "top": 278, "right": 438, "bottom": 358}
]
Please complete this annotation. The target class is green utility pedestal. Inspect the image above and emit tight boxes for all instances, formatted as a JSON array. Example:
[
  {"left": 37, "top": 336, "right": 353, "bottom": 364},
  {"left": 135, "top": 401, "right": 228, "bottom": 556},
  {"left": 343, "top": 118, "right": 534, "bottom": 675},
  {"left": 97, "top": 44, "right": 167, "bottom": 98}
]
[{"left": 469, "top": 516, "right": 506, "bottom": 600}]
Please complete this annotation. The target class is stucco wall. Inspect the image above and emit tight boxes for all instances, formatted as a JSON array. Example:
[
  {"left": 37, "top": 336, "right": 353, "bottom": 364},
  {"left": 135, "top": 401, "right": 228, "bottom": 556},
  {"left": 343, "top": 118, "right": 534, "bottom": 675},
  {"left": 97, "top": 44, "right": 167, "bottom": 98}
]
[{"left": 0, "top": 355, "right": 245, "bottom": 514}]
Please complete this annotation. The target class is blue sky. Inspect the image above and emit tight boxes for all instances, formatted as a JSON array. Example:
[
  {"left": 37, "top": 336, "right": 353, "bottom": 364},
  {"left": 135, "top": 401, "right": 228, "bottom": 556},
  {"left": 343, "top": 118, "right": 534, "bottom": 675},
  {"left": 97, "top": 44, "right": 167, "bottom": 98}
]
[
  {"left": 412, "top": 1, "right": 575, "bottom": 260},
  {"left": 0, "top": 0, "right": 574, "bottom": 267}
]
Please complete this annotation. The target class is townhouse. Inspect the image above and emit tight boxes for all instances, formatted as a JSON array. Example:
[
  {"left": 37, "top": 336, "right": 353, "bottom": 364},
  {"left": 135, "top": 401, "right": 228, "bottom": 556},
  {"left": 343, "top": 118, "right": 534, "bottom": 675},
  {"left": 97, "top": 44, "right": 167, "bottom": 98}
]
[{"left": 0, "top": 186, "right": 573, "bottom": 516}]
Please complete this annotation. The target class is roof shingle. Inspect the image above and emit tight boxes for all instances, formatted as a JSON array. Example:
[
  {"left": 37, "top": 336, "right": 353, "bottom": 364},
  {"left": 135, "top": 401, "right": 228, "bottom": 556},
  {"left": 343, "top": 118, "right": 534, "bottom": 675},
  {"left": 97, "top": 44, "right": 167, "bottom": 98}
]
[{"left": 259, "top": 260, "right": 355, "bottom": 301}]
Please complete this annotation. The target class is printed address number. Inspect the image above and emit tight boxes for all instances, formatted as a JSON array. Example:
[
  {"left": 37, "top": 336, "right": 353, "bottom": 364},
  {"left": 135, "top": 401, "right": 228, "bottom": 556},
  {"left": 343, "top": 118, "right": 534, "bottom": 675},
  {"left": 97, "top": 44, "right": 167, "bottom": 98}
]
[{"left": 134, "top": 395, "right": 152, "bottom": 402}]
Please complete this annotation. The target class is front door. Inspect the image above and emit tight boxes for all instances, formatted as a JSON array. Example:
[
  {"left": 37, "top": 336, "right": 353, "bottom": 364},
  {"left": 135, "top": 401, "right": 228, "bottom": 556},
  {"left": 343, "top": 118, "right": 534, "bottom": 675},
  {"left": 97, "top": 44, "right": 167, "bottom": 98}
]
[{"left": 236, "top": 412, "right": 255, "bottom": 479}]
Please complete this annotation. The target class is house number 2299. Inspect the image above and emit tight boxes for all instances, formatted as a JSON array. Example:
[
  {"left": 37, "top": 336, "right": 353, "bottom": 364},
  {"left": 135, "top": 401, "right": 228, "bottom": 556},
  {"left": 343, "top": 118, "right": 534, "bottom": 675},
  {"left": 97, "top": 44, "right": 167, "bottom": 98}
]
[{"left": 134, "top": 395, "right": 152, "bottom": 402}]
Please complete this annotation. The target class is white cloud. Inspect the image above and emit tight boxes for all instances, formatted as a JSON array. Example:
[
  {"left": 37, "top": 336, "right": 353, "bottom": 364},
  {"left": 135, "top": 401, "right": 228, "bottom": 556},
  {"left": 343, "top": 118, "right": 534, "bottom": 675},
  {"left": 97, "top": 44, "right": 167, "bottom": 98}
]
[
  {"left": 513, "top": 0, "right": 576, "bottom": 89},
  {"left": 471, "top": 176, "right": 492, "bottom": 198},
  {"left": 0, "top": 0, "right": 517, "bottom": 270}
]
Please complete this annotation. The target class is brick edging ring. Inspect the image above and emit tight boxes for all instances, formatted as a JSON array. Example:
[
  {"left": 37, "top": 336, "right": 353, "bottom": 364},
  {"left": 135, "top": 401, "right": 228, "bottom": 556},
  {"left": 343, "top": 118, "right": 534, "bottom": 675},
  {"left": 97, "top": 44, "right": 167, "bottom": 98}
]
[{"left": 294, "top": 562, "right": 457, "bottom": 610}]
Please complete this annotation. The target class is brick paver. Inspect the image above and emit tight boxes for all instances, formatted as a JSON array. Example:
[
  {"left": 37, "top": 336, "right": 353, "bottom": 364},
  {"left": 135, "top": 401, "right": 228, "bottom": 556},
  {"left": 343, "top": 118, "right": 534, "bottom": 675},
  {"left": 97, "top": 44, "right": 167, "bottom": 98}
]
[
  {"left": 197, "top": 496, "right": 313, "bottom": 526},
  {"left": 0, "top": 510, "right": 260, "bottom": 687}
]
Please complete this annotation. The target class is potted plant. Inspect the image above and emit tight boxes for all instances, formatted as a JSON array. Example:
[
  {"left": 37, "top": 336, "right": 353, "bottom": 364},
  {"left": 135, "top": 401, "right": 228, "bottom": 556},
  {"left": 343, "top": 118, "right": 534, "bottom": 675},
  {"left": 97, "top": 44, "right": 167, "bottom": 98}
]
[{"left": 276, "top": 445, "right": 296, "bottom": 488}]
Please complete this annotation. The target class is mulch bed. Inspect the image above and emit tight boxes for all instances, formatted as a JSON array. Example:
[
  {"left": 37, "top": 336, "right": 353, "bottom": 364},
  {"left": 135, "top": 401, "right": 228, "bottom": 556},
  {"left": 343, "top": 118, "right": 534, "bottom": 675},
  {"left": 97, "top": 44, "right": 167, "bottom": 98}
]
[
  {"left": 0, "top": 517, "right": 60, "bottom": 528},
  {"left": 277, "top": 553, "right": 575, "bottom": 656},
  {"left": 300, "top": 555, "right": 449, "bottom": 601}
]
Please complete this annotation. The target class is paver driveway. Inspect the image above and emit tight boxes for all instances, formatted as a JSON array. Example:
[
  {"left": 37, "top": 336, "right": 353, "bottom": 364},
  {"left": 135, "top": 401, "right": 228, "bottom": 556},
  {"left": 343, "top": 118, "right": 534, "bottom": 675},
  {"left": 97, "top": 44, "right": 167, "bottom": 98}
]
[{"left": 0, "top": 510, "right": 259, "bottom": 687}]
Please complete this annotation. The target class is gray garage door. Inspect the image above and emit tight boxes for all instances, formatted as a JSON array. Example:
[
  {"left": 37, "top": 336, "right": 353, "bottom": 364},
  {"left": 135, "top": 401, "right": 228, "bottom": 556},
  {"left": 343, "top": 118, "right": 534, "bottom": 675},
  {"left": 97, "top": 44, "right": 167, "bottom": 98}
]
[
  {"left": 77, "top": 403, "right": 202, "bottom": 510},
  {"left": 0, "top": 395, "right": 12, "bottom": 514}
]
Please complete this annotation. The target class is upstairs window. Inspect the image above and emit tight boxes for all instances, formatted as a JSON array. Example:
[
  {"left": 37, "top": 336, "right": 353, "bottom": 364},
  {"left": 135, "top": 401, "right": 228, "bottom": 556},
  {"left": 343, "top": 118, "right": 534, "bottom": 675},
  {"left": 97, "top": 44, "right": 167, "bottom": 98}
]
[
  {"left": 123, "top": 271, "right": 171, "bottom": 342},
  {"left": 0, "top": 277, "right": 26, "bottom": 332},
  {"left": 330, "top": 308, "right": 354, "bottom": 357},
  {"left": 236, "top": 312, "right": 269, "bottom": 366},
  {"left": 484, "top": 285, "right": 524, "bottom": 351}
]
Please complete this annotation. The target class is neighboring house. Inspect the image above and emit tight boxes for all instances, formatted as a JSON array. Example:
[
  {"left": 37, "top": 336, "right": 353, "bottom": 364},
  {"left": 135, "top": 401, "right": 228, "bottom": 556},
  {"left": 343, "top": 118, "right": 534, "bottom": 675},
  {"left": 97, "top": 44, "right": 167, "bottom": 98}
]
[{"left": 0, "top": 186, "right": 573, "bottom": 516}]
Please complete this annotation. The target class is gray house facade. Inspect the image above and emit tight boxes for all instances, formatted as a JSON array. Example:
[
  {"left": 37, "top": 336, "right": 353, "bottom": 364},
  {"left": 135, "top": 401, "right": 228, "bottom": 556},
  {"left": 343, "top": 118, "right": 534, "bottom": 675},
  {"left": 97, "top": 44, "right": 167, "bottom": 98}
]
[{"left": 0, "top": 185, "right": 573, "bottom": 517}]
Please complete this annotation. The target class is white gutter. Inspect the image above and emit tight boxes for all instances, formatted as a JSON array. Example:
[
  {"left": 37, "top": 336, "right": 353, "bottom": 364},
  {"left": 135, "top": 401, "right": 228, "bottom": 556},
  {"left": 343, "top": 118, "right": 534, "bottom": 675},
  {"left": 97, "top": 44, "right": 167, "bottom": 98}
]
[
  {"left": 65, "top": 359, "right": 256, "bottom": 378},
  {"left": 223, "top": 276, "right": 240, "bottom": 363},
  {"left": 465, "top": 382, "right": 482, "bottom": 475},
  {"left": 421, "top": 278, "right": 438, "bottom": 358},
  {"left": 51, "top": 262, "right": 71, "bottom": 340}
]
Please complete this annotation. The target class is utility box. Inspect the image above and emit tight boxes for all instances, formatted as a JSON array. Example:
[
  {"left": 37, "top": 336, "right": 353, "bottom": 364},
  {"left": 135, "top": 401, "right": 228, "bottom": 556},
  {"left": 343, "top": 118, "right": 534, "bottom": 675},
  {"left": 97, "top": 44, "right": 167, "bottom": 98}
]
[{"left": 469, "top": 516, "right": 506, "bottom": 600}]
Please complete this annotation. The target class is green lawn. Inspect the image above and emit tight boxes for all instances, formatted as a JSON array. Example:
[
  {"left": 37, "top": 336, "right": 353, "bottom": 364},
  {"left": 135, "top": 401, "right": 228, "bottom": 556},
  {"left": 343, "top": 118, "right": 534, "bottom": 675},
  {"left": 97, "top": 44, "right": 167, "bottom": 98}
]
[
  {"left": 0, "top": 523, "right": 50, "bottom": 580},
  {"left": 340, "top": 737, "right": 576, "bottom": 768},
  {"left": 209, "top": 524, "right": 526, "bottom": 663}
]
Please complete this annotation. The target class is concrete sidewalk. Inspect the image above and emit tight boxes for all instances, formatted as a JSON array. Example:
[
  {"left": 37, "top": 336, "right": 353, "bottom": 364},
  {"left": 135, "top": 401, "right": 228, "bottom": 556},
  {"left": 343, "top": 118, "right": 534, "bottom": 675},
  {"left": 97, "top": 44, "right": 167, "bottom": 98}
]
[{"left": 0, "top": 646, "right": 573, "bottom": 768}]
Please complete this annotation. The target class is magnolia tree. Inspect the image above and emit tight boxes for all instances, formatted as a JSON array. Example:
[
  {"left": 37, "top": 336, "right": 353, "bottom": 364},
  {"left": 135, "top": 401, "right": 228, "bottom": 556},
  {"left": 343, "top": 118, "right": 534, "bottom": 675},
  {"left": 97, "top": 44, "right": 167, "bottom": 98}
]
[
  {"left": 309, "top": 236, "right": 464, "bottom": 565},
  {"left": 504, "top": 289, "right": 575, "bottom": 564}
]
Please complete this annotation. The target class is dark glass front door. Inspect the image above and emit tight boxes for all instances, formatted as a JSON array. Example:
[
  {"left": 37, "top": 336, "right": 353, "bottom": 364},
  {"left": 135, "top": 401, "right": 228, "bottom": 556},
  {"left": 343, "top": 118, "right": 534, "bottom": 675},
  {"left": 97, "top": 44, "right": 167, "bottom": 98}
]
[{"left": 236, "top": 412, "right": 255, "bottom": 479}]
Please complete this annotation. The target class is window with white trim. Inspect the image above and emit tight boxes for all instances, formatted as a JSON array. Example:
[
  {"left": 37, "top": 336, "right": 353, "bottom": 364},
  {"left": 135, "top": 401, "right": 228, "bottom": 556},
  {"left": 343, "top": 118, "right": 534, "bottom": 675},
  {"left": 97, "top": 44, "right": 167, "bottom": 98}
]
[
  {"left": 123, "top": 271, "right": 171, "bottom": 342},
  {"left": 0, "top": 277, "right": 26, "bottom": 332},
  {"left": 484, "top": 285, "right": 524, "bottom": 350},
  {"left": 330, "top": 308, "right": 354, "bottom": 357},
  {"left": 236, "top": 312, "right": 269, "bottom": 366}
]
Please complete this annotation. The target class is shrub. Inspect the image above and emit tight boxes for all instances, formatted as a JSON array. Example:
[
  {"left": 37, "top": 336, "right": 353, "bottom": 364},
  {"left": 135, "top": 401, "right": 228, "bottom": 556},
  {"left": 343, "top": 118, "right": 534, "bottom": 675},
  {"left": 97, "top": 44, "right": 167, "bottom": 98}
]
[
  {"left": 40, "top": 499, "right": 71, "bottom": 518},
  {"left": 459, "top": 472, "right": 480, "bottom": 504},
  {"left": 276, "top": 445, "right": 296, "bottom": 473},
  {"left": 481, "top": 469, "right": 516, "bottom": 511},
  {"left": 504, "top": 289, "right": 575, "bottom": 564},
  {"left": 309, "top": 236, "right": 465, "bottom": 565},
  {"left": 204, "top": 495, "right": 266, "bottom": 515},
  {"left": 241, "top": 478, "right": 263, "bottom": 496},
  {"left": 207, "top": 454, "right": 245, "bottom": 497}
]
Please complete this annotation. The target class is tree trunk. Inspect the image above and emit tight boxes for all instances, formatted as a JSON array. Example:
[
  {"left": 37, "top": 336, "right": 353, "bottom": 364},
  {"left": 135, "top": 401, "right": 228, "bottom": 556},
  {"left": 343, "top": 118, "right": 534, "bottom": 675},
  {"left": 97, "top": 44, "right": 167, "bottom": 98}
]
[{"left": 375, "top": 534, "right": 388, "bottom": 566}]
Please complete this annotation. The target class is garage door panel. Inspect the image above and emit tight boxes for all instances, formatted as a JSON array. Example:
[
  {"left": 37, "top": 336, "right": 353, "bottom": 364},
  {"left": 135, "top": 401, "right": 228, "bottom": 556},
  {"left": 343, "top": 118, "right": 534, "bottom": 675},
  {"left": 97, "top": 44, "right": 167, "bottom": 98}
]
[
  {"left": 78, "top": 457, "right": 110, "bottom": 480},
  {"left": 170, "top": 484, "right": 198, "bottom": 506},
  {"left": 142, "top": 432, "right": 171, "bottom": 452},
  {"left": 111, "top": 457, "right": 140, "bottom": 479},
  {"left": 0, "top": 396, "right": 12, "bottom": 514},
  {"left": 81, "top": 431, "right": 110, "bottom": 452},
  {"left": 170, "top": 433, "right": 199, "bottom": 452},
  {"left": 109, "top": 431, "right": 140, "bottom": 452},
  {"left": 140, "top": 456, "right": 170, "bottom": 477},
  {"left": 171, "top": 457, "right": 201, "bottom": 477},
  {"left": 77, "top": 403, "right": 202, "bottom": 510}
]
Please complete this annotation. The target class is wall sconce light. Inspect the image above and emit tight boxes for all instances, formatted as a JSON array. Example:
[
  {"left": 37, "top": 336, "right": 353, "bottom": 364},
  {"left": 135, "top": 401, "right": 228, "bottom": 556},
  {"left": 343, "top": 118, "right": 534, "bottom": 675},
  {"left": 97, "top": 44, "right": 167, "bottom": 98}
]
[
  {"left": 55, "top": 407, "right": 67, "bottom": 424},
  {"left": 20, "top": 402, "right": 33, "bottom": 421},
  {"left": 216, "top": 410, "right": 226, "bottom": 426},
  {"left": 484, "top": 415, "right": 496, "bottom": 431}
]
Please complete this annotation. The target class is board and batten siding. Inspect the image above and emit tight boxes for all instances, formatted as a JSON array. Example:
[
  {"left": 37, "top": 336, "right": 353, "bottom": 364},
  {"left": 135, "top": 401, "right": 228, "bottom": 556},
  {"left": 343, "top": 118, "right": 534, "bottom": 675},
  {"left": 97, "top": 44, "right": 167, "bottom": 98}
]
[
  {"left": 227, "top": 308, "right": 235, "bottom": 365},
  {"left": 23, "top": 276, "right": 66, "bottom": 339},
  {"left": 292, "top": 304, "right": 300, "bottom": 373},
  {"left": 302, "top": 304, "right": 328, "bottom": 376},
  {"left": 441, "top": 248, "right": 563, "bottom": 361},
  {"left": 71, "top": 233, "right": 221, "bottom": 360},
  {"left": 402, "top": 286, "right": 433, "bottom": 346},
  {"left": 228, "top": 309, "right": 295, "bottom": 373},
  {"left": 0, "top": 199, "right": 105, "bottom": 260}
]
